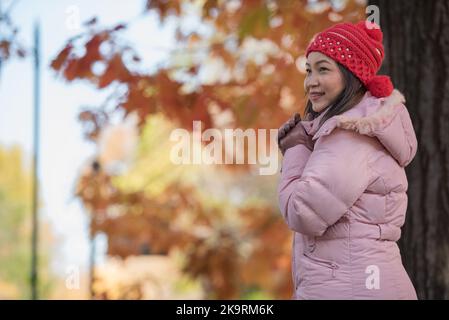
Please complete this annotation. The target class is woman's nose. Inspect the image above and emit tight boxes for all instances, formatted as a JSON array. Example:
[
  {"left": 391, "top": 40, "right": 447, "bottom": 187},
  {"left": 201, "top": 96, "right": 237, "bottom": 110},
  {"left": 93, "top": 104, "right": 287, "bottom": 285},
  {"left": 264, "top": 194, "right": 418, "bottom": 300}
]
[{"left": 305, "top": 75, "right": 319, "bottom": 91}]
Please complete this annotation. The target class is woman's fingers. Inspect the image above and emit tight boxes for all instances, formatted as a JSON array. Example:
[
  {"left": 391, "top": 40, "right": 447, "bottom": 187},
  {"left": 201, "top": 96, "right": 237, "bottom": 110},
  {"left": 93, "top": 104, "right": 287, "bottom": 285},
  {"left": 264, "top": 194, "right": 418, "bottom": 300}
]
[
  {"left": 289, "top": 113, "right": 301, "bottom": 128},
  {"left": 289, "top": 119, "right": 296, "bottom": 127},
  {"left": 278, "top": 128, "right": 286, "bottom": 140},
  {"left": 278, "top": 113, "right": 302, "bottom": 146},
  {"left": 288, "top": 119, "right": 296, "bottom": 130},
  {"left": 281, "top": 122, "right": 291, "bottom": 134},
  {"left": 294, "top": 113, "right": 301, "bottom": 124}
]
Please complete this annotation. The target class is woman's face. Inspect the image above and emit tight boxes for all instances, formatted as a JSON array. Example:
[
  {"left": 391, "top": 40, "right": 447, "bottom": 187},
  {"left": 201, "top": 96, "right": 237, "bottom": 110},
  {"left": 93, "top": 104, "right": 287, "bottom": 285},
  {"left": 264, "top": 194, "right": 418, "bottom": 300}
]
[{"left": 304, "top": 52, "right": 345, "bottom": 113}]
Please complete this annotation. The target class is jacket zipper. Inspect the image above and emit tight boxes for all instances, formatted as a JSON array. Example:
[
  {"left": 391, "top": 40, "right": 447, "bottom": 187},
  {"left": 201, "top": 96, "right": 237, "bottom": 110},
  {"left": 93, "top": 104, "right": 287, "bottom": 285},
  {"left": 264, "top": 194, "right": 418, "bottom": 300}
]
[{"left": 303, "top": 252, "right": 340, "bottom": 278}]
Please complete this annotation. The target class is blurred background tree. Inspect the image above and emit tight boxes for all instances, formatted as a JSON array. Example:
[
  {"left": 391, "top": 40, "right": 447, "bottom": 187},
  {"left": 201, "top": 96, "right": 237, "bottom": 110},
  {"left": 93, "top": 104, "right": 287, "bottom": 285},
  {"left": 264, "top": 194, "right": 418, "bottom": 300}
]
[
  {"left": 0, "top": 146, "right": 53, "bottom": 299},
  {"left": 371, "top": 0, "right": 449, "bottom": 299}
]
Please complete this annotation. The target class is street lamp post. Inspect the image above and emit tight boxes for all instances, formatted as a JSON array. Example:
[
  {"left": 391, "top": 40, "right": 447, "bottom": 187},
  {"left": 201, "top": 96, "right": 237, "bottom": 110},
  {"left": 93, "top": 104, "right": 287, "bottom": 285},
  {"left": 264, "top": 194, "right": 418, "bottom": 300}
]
[{"left": 31, "top": 21, "right": 41, "bottom": 300}]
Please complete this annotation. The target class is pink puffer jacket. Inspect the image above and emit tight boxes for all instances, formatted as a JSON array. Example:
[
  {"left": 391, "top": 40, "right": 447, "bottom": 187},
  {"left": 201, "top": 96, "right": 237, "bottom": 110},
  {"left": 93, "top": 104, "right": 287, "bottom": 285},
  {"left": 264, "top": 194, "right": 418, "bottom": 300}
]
[{"left": 278, "top": 89, "right": 418, "bottom": 299}]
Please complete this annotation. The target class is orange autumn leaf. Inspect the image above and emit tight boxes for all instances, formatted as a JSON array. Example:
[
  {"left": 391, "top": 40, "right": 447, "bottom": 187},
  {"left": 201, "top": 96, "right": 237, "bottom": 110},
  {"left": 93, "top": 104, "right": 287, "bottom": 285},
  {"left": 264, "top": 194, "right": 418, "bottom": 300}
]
[{"left": 50, "top": 43, "right": 72, "bottom": 71}]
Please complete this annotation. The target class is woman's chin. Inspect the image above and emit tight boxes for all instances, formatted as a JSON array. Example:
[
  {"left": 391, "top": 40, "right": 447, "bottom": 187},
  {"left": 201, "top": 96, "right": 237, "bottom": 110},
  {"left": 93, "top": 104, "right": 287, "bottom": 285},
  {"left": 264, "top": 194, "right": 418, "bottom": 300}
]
[{"left": 312, "top": 103, "right": 326, "bottom": 113}]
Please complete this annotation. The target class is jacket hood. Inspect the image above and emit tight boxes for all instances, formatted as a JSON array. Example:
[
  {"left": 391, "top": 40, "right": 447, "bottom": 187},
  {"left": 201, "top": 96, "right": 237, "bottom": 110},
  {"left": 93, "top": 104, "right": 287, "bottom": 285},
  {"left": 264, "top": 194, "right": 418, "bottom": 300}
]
[{"left": 302, "top": 89, "right": 418, "bottom": 167}]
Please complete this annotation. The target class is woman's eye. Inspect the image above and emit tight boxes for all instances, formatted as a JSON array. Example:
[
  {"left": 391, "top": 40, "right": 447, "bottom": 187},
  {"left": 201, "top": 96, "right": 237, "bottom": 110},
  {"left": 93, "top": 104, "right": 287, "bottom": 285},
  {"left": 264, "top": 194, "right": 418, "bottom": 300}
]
[
  {"left": 319, "top": 67, "right": 328, "bottom": 72},
  {"left": 306, "top": 69, "right": 311, "bottom": 74}
]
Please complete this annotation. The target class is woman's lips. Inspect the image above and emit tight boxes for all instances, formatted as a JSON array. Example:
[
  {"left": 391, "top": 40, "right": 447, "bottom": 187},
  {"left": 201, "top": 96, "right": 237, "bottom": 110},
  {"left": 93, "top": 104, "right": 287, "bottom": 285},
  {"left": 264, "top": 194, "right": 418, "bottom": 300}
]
[{"left": 309, "top": 92, "right": 325, "bottom": 101}]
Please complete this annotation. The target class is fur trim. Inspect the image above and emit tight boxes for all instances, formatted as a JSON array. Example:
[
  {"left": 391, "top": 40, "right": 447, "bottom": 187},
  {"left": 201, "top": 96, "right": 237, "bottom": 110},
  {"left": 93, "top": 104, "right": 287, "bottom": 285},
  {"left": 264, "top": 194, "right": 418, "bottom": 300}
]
[{"left": 335, "top": 89, "right": 406, "bottom": 135}]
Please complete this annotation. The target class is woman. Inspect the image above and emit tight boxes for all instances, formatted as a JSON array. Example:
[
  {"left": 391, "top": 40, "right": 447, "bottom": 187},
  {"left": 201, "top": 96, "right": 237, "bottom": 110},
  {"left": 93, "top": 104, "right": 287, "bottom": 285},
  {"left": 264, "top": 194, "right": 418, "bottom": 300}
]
[{"left": 277, "top": 21, "right": 418, "bottom": 299}]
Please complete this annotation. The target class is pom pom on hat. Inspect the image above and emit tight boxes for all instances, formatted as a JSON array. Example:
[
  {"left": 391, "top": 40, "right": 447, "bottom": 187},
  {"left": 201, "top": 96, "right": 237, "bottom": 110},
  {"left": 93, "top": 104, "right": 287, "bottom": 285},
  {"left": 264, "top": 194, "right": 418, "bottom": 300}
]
[
  {"left": 356, "top": 21, "right": 383, "bottom": 42},
  {"left": 367, "top": 75, "right": 394, "bottom": 98}
]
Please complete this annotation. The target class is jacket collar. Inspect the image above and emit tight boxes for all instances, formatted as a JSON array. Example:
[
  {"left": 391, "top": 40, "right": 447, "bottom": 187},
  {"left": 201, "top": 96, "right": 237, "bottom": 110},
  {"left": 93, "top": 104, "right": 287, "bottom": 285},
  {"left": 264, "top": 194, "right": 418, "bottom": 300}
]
[
  {"left": 301, "top": 89, "right": 406, "bottom": 141},
  {"left": 300, "top": 89, "right": 416, "bottom": 166}
]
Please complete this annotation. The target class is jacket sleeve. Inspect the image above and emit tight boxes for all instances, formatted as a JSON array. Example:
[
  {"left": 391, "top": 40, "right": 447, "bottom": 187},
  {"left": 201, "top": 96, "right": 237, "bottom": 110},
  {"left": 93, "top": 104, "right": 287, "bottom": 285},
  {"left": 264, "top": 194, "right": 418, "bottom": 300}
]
[
  {"left": 278, "top": 144, "right": 312, "bottom": 222},
  {"left": 278, "top": 129, "right": 373, "bottom": 236}
]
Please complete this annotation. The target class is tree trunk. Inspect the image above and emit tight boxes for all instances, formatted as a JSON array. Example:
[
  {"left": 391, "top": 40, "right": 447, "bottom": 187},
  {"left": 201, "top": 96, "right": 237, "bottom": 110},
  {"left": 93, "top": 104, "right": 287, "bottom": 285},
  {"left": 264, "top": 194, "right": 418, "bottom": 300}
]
[{"left": 369, "top": 0, "right": 449, "bottom": 299}]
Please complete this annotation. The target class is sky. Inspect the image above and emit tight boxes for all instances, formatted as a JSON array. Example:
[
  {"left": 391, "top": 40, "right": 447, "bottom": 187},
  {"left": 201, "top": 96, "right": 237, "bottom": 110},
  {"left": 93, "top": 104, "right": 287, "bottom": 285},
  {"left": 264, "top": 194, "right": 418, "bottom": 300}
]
[{"left": 0, "top": 0, "right": 178, "bottom": 288}]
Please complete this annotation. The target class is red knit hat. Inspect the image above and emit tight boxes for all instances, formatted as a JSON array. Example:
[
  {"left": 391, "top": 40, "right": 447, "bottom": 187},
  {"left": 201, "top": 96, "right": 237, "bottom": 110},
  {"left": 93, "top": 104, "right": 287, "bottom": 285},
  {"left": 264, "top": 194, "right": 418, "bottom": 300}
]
[{"left": 305, "top": 21, "right": 393, "bottom": 98}]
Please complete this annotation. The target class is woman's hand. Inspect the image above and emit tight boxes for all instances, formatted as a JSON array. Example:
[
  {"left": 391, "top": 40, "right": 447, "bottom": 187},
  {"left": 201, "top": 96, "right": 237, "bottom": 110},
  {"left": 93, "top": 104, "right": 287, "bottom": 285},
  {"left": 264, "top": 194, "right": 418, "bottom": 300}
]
[{"left": 278, "top": 113, "right": 315, "bottom": 155}]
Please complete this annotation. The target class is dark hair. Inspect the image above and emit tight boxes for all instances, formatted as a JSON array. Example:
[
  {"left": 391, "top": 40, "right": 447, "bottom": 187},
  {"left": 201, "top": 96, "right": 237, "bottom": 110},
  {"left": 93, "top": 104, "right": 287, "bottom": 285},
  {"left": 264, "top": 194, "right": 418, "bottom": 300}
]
[{"left": 304, "top": 62, "right": 367, "bottom": 127}]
